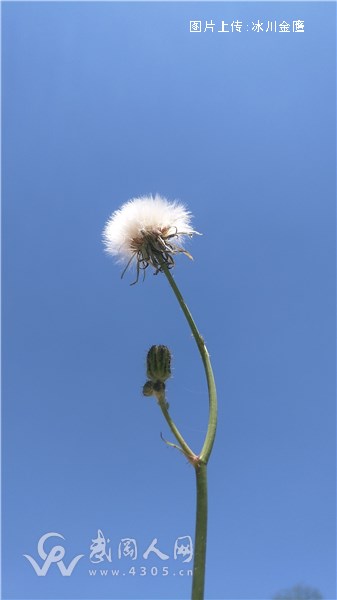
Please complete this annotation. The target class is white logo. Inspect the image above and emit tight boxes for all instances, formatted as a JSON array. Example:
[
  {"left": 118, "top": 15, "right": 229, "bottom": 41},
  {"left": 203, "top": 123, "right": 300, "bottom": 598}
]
[
  {"left": 90, "top": 529, "right": 112, "bottom": 563},
  {"left": 174, "top": 536, "right": 193, "bottom": 563},
  {"left": 23, "top": 532, "right": 84, "bottom": 576}
]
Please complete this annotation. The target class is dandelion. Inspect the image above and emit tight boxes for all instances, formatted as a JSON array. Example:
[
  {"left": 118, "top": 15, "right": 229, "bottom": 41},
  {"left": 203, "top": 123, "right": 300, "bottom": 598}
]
[
  {"left": 103, "top": 194, "right": 200, "bottom": 284},
  {"left": 103, "top": 194, "right": 217, "bottom": 600}
]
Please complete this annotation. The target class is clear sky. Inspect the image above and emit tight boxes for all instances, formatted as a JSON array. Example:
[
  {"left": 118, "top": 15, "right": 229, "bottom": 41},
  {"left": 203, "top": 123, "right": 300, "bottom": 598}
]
[{"left": 2, "top": 2, "right": 336, "bottom": 600}]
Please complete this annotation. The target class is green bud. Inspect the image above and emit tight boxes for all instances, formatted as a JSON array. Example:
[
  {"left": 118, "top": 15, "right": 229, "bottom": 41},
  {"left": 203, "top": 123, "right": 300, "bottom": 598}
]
[
  {"left": 146, "top": 345, "right": 171, "bottom": 383},
  {"left": 142, "top": 381, "right": 154, "bottom": 397}
]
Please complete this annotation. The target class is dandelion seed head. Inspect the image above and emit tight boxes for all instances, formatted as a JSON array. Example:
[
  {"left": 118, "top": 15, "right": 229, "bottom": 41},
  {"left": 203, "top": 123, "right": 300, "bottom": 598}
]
[
  {"left": 103, "top": 194, "right": 199, "bottom": 283},
  {"left": 103, "top": 195, "right": 193, "bottom": 260}
]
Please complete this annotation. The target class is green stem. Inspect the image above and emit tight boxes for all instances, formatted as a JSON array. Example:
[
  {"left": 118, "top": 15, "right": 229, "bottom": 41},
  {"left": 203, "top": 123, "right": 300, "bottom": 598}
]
[
  {"left": 155, "top": 387, "right": 196, "bottom": 461},
  {"left": 161, "top": 265, "right": 218, "bottom": 463},
  {"left": 160, "top": 264, "right": 218, "bottom": 600},
  {"left": 192, "top": 462, "right": 207, "bottom": 600}
]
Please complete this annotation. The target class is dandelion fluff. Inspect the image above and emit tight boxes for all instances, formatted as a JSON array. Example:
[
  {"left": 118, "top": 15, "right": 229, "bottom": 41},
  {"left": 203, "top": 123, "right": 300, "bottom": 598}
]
[{"left": 103, "top": 194, "right": 199, "bottom": 284}]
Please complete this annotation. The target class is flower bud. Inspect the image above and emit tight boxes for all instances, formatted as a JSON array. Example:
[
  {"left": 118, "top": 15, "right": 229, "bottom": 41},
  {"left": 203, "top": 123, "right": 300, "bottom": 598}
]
[
  {"left": 142, "top": 381, "right": 154, "bottom": 397},
  {"left": 146, "top": 345, "right": 171, "bottom": 383}
]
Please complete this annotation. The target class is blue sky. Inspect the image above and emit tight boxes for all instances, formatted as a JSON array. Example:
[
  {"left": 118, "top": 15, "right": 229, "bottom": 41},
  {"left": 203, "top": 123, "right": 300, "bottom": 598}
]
[{"left": 2, "top": 2, "right": 336, "bottom": 599}]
